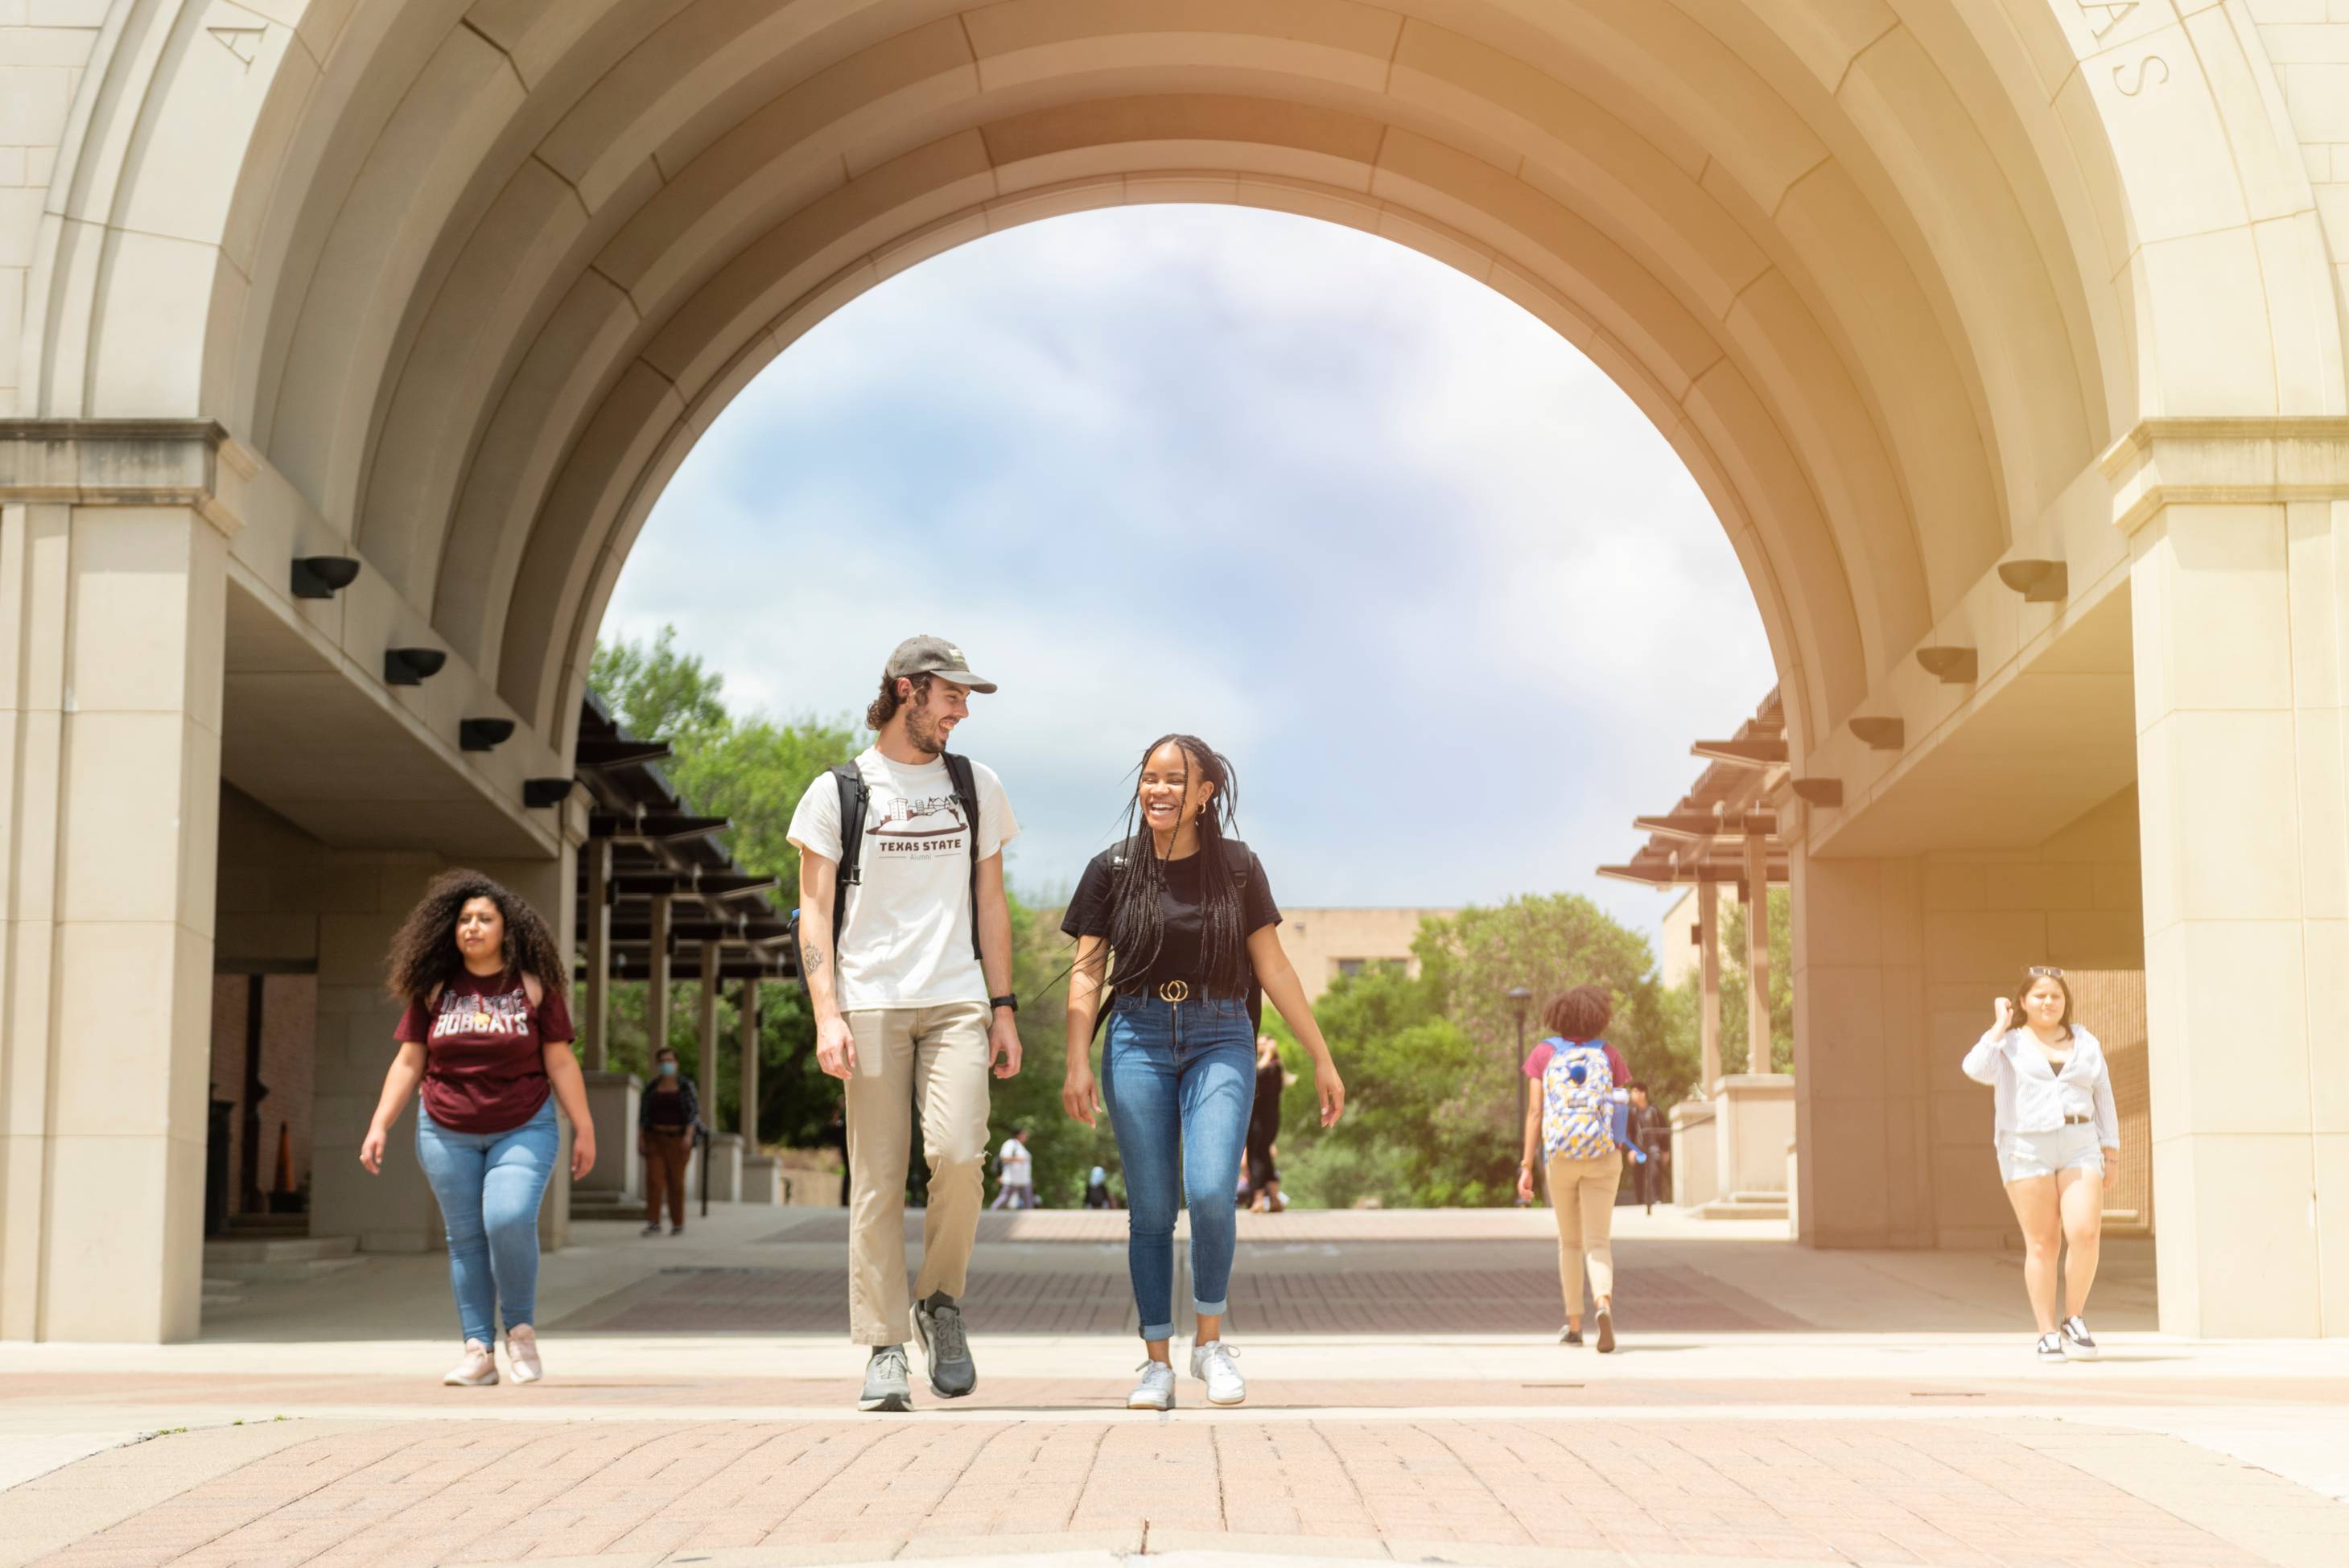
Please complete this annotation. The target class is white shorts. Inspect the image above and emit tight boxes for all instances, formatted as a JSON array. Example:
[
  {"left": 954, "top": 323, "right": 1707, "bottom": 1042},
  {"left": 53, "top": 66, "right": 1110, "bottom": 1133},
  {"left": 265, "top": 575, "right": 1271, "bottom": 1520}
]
[{"left": 1997, "top": 1122, "right": 2104, "bottom": 1183}]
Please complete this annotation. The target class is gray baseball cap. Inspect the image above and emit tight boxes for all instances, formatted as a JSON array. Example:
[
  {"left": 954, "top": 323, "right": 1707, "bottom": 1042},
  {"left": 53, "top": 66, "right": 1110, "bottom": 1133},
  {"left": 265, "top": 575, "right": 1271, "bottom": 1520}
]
[{"left": 884, "top": 635, "right": 997, "bottom": 693}]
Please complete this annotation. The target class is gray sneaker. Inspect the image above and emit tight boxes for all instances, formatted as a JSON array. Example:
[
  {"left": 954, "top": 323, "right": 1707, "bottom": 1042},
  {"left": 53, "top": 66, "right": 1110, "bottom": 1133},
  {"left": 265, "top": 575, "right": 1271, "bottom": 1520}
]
[
  {"left": 859, "top": 1344, "right": 913, "bottom": 1412},
  {"left": 913, "top": 1290, "right": 976, "bottom": 1398}
]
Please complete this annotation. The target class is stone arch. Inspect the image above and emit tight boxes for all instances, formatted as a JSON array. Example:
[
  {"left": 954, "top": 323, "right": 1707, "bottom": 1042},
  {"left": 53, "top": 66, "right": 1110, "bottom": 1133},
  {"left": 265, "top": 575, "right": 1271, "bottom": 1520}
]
[{"left": 25, "top": 1, "right": 2341, "bottom": 755}]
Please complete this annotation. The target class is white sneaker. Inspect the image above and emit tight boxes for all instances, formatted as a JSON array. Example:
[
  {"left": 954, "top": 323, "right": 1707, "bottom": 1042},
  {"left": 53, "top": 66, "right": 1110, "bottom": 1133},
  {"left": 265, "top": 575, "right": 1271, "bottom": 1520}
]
[
  {"left": 2059, "top": 1315, "right": 2100, "bottom": 1362},
  {"left": 443, "top": 1339, "right": 498, "bottom": 1386},
  {"left": 1189, "top": 1340, "right": 1245, "bottom": 1405},
  {"left": 506, "top": 1324, "right": 543, "bottom": 1384},
  {"left": 1127, "top": 1359, "right": 1176, "bottom": 1410}
]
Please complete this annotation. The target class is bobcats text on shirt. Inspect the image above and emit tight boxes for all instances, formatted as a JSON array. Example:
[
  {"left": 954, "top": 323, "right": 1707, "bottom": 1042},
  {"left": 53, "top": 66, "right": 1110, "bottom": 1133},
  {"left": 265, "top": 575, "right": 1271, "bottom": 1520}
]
[{"left": 786, "top": 747, "right": 1020, "bottom": 1010}]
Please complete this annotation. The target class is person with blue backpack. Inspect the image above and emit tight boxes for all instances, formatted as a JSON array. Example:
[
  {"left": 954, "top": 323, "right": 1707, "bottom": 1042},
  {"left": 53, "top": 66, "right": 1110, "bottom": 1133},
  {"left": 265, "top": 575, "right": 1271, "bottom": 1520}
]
[{"left": 1515, "top": 984, "right": 1642, "bottom": 1352}]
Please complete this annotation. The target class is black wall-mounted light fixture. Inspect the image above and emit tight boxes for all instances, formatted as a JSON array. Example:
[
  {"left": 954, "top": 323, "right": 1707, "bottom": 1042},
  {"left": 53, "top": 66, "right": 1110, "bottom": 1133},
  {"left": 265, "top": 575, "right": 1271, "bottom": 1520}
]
[
  {"left": 1997, "top": 559, "right": 2068, "bottom": 603},
  {"left": 291, "top": 557, "right": 361, "bottom": 599},
  {"left": 1849, "top": 716, "right": 1904, "bottom": 751},
  {"left": 1916, "top": 646, "right": 1979, "bottom": 683},
  {"left": 523, "top": 777, "right": 577, "bottom": 808},
  {"left": 383, "top": 647, "right": 447, "bottom": 685},
  {"left": 1791, "top": 777, "right": 1844, "bottom": 807},
  {"left": 459, "top": 718, "right": 516, "bottom": 751}
]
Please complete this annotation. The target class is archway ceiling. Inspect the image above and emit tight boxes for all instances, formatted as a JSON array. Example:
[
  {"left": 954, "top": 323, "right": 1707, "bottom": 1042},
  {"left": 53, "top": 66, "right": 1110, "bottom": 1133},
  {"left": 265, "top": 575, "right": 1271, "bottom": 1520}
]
[{"left": 224, "top": 0, "right": 2123, "bottom": 757}]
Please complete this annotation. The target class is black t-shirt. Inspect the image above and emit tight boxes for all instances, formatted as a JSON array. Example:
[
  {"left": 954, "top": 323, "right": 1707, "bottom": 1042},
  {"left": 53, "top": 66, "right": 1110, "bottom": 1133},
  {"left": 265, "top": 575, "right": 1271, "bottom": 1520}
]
[{"left": 1061, "top": 844, "right": 1282, "bottom": 998}]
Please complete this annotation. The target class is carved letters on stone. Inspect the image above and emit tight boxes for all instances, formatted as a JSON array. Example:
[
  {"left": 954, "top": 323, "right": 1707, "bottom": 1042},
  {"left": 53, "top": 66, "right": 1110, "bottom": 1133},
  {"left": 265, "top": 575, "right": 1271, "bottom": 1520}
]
[
  {"left": 208, "top": 26, "right": 266, "bottom": 71},
  {"left": 2113, "top": 55, "right": 2170, "bottom": 97}
]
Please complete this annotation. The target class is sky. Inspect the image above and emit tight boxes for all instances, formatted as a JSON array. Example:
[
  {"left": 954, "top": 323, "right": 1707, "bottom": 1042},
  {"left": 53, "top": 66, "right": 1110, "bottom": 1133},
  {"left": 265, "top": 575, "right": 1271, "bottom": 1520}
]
[{"left": 601, "top": 204, "right": 1774, "bottom": 946}]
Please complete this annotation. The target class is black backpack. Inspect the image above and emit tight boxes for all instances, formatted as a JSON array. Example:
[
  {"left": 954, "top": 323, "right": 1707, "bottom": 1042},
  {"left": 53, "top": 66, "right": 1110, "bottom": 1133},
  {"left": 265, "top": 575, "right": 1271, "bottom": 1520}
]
[{"left": 790, "top": 754, "right": 984, "bottom": 990}]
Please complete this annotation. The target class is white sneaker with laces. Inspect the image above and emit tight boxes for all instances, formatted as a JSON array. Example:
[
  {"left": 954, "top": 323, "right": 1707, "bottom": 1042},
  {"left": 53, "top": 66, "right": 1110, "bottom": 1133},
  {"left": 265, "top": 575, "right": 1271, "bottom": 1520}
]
[
  {"left": 2059, "top": 1315, "right": 2100, "bottom": 1362},
  {"left": 1127, "top": 1359, "right": 1176, "bottom": 1410},
  {"left": 443, "top": 1340, "right": 498, "bottom": 1386},
  {"left": 506, "top": 1324, "right": 543, "bottom": 1384},
  {"left": 1189, "top": 1340, "right": 1245, "bottom": 1405}
]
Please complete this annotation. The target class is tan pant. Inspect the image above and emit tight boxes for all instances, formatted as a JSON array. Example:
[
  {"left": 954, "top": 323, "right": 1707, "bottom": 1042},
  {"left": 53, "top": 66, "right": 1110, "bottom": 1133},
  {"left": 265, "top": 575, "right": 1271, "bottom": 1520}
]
[
  {"left": 1547, "top": 1149, "right": 1623, "bottom": 1314},
  {"left": 844, "top": 1000, "right": 992, "bottom": 1345}
]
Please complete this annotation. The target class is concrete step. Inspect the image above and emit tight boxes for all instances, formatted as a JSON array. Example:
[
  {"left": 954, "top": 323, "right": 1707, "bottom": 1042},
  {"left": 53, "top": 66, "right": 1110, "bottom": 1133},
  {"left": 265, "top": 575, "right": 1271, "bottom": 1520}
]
[
  {"left": 202, "top": 1234, "right": 362, "bottom": 1282},
  {"left": 203, "top": 1234, "right": 356, "bottom": 1264},
  {"left": 571, "top": 1190, "right": 637, "bottom": 1217},
  {"left": 223, "top": 1212, "right": 307, "bottom": 1236},
  {"left": 1696, "top": 1193, "right": 1789, "bottom": 1220}
]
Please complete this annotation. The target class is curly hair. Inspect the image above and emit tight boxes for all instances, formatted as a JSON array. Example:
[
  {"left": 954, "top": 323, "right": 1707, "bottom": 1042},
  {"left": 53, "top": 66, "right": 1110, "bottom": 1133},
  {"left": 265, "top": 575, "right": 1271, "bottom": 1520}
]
[
  {"left": 1542, "top": 983, "right": 1613, "bottom": 1042},
  {"left": 865, "top": 670, "right": 933, "bottom": 730},
  {"left": 385, "top": 867, "right": 568, "bottom": 1007}
]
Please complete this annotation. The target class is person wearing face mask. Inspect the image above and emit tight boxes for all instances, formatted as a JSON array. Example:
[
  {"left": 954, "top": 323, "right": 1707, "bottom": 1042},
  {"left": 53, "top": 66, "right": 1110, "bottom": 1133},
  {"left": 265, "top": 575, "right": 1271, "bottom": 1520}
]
[
  {"left": 1061, "top": 734, "right": 1346, "bottom": 1411},
  {"left": 638, "top": 1046, "right": 703, "bottom": 1236},
  {"left": 1962, "top": 966, "right": 2120, "bottom": 1361},
  {"left": 362, "top": 870, "right": 594, "bottom": 1387}
]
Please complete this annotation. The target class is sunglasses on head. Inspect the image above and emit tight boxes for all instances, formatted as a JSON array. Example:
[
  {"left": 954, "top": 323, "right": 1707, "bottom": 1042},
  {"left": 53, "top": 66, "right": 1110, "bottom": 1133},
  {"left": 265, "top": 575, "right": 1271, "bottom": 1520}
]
[{"left": 2027, "top": 965, "right": 2064, "bottom": 979}]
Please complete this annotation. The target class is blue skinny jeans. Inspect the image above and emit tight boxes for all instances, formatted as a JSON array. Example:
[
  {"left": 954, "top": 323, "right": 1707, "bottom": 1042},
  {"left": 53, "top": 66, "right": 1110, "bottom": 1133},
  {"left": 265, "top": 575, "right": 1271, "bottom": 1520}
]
[
  {"left": 1102, "top": 993, "right": 1255, "bottom": 1340},
  {"left": 414, "top": 1098, "right": 558, "bottom": 1344}
]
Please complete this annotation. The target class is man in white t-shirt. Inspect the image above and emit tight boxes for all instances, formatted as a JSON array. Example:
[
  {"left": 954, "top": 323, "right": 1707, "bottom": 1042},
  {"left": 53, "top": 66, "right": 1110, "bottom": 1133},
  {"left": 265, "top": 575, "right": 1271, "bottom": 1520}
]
[
  {"left": 789, "top": 636, "right": 1022, "bottom": 1413},
  {"left": 990, "top": 1126, "right": 1034, "bottom": 1211}
]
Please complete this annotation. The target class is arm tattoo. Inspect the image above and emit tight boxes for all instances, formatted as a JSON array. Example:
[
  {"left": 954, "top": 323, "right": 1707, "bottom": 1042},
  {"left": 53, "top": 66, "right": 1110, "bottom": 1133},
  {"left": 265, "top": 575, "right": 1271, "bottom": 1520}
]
[{"left": 802, "top": 941, "right": 827, "bottom": 973}]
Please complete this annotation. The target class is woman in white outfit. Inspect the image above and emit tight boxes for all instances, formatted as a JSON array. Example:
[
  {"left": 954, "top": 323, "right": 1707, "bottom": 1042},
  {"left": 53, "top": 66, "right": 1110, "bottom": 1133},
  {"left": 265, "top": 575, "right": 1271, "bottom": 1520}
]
[{"left": 1961, "top": 966, "right": 2119, "bottom": 1361}]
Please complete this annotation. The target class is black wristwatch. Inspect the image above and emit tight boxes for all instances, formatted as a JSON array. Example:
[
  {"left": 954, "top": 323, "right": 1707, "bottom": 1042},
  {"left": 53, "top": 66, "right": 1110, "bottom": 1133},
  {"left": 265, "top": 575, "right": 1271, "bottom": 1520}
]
[{"left": 990, "top": 994, "right": 1019, "bottom": 1014}]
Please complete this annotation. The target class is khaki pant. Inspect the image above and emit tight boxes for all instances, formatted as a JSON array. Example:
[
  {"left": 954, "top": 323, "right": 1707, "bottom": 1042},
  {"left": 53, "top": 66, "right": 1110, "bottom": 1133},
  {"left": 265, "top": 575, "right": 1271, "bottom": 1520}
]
[
  {"left": 845, "top": 1000, "right": 992, "bottom": 1345},
  {"left": 1547, "top": 1149, "right": 1623, "bottom": 1314}
]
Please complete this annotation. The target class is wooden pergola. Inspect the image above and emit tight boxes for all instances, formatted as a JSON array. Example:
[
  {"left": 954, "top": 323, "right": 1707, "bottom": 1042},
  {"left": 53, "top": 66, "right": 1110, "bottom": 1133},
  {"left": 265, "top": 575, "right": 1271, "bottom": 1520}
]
[
  {"left": 572, "top": 693, "right": 797, "bottom": 1139},
  {"left": 1598, "top": 689, "right": 1790, "bottom": 1089}
]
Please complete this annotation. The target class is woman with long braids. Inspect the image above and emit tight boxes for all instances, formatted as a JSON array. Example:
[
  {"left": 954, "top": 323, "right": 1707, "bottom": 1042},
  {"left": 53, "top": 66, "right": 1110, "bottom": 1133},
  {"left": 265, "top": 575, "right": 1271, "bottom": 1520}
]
[
  {"left": 362, "top": 869, "right": 595, "bottom": 1385},
  {"left": 1061, "top": 735, "right": 1345, "bottom": 1410}
]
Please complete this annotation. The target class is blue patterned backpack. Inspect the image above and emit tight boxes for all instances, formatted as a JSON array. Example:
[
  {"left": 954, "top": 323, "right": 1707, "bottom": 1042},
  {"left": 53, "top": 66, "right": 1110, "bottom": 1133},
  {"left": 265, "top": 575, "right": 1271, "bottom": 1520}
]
[{"left": 1539, "top": 1038, "right": 1618, "bottom": 1162}]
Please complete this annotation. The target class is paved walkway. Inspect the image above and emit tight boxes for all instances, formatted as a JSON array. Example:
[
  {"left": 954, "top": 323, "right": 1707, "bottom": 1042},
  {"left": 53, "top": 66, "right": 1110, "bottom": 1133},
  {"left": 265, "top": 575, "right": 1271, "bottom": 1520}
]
[{"left": 4, "top": 1208, "right": 2344, "bottom": 1567}]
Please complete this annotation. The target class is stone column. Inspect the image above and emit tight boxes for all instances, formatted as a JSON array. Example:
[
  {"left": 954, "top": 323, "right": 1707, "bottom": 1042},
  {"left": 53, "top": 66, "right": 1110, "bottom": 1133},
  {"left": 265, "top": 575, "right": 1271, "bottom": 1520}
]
[
  {"left": 699, "top": 940, "right": 742, "bottom": 1201},
  {"left": 696, "top": 940, "right": 722, "bottom": 1121},
  {"left": 737, "top": 978, "right": 760, "bottom": 1143},
  {"left": 645, "top": 893, "right": 673, "bottom": 1060},
  {"left": 310, "top": 853, "right": 444, "bottom": 1257},
  {"left": 1789, "top": 850, "right": 1931, "bottom": 1248},
  {"left": 1696, "top": 879, "right": 1723, "bottom": 1091},
  {"left": 581, "top": 840, "right": 611, "bottom": 1070},
  {"left": 2127, "top": 495, "right": 2348, "bottom": 1337},
  {"left": 1742, "top": 837, "right": 1774, "bottom": 1072},
  {"left": 0, "top": 498, "right": 227, "bottom": 1341}
]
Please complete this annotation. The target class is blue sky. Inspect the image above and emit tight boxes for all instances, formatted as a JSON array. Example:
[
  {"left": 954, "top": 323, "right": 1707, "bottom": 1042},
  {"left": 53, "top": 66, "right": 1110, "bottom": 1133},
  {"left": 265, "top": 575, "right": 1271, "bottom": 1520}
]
[{"left": 602, "top": 205, "right": 1773, "bottom": 945}]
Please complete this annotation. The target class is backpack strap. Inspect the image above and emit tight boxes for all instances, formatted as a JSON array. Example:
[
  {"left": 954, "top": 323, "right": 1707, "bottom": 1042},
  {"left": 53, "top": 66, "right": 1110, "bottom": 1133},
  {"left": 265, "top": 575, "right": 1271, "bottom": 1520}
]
[
  {"left": 828, "top": 761, "right": 870, "bottom": 942},
  {"left": 942, "top": 752, "right": 984, "bottom": 964}
]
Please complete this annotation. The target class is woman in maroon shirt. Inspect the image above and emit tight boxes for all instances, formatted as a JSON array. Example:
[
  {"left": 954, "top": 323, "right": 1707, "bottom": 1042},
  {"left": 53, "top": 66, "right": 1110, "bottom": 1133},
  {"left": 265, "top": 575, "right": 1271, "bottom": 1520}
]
[{"left": 361, "top": 870, "right": 595, "bottom": 1386}]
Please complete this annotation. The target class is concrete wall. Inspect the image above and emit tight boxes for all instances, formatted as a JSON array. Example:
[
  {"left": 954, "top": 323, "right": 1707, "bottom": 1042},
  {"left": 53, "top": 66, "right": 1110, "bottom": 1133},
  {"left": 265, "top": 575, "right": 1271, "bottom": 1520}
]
[{"left": 1796, "top": 786, "right": 2144, "bottom": 1253}]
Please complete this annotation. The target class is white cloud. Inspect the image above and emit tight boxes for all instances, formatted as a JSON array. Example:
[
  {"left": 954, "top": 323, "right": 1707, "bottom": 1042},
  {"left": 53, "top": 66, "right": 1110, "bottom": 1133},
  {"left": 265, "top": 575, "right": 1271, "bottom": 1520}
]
[{"left": 605, "top": 204, "right": 1774, "bottom": 955}]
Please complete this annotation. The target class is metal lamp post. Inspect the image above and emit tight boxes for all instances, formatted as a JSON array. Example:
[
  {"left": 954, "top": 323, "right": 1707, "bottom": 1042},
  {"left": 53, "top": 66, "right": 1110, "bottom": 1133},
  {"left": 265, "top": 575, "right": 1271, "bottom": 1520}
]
[{"left": 1507, "top": 986, "right": 1534, "bottom": 1202}]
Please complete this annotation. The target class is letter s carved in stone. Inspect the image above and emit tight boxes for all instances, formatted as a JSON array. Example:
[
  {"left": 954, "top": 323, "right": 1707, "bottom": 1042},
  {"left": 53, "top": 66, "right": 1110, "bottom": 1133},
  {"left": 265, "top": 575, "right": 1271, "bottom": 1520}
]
[{"left": 2113, "top": 55, "right": 2169, "bottom": 97}]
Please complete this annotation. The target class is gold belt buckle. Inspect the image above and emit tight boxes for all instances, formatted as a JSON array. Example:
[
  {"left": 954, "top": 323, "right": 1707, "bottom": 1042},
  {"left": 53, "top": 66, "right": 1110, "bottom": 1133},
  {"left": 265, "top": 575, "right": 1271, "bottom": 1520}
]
[{"left": 1156, "top": 979, "right": 1191, "bottom": 1004}]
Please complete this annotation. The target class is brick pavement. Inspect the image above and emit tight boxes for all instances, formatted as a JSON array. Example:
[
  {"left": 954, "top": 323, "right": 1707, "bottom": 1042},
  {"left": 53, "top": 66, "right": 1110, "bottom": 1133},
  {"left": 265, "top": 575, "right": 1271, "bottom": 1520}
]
[{"left": 14, "top": 1416, "right": 2305, "bottom": 1568}]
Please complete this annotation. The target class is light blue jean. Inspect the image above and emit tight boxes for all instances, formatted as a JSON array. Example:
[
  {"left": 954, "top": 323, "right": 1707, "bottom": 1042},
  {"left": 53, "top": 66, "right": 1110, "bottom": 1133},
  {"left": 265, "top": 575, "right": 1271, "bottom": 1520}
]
[
  {"left": 414, "top": 1099, "right": 558, "bottom": 1344},
  {"left": 1103, "top": 993, "right": 1255, "bottom": 1340}
]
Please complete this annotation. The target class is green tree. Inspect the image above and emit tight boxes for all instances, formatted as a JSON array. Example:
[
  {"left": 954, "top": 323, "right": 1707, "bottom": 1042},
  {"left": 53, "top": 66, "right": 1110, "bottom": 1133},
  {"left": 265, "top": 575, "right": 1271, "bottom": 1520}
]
[
  {"left": 587, "top": 626, "right": 864, "bottom": 1151},
  {"left": 590, "top": 625, "right": 730, "bottom": 746},
  {"left": 1416, "top": 893, "right": 1695, "bottom": 1120},
  {"left": 1266, "top": 895, "right": 1700, "bottom": 1209}
]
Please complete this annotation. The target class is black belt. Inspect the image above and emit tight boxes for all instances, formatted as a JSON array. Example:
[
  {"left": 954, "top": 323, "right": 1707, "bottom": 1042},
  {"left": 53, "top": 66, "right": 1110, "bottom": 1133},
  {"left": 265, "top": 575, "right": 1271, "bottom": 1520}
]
[{"left": 1121, "top": 980, "right": 1226, "bottom": 1005}]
